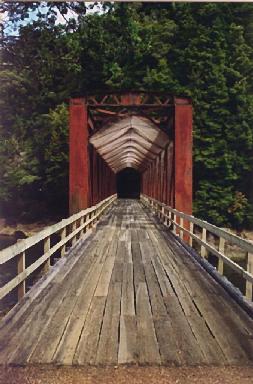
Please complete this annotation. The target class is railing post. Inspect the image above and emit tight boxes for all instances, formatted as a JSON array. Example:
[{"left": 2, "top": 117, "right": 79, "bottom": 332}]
[
  {"left": 82, "top": 214, "right": 87, "bottom": 234},
  {"left": 173, "top": 213, "right": 177, "bottom": 235},
  {"left": 17, "top": 251, "right": 26, "bottom": 301},
  {"left": 168, "top": 211, "right": 172, "bottom": 227},
  {"left": 179, "top": 217, "right": 184, "bottom": 239},
  {"left": 161, "top": 206, "right": 165, "bottom": 223},
  {"left": 91, "top": 211, "right": 95, "bottom": 227},
  {"left": 246, "top": 251, "right": 253, "bottom": 300},
  {"left": 90, "top": 211, "right": 93, "bottom": 228},
  {"left": 88, "top": 212, "right": 92, "bottom": 229},
  {"left": 72, "top": 221, "right": 77, "bottom": 244},
  {"left": 94, "top": 206, "right": 98, "bottom": 225},
  {"left": 43, "top": 236, "right": 51, "bottom": 273},
  {"left": 75, "top": 218, "right": 80, "bottom": 240},
  {"left": 79, "top": 216, "right": 84, "bottom": 237},
  {"left": 200, "top": 228, "right": 207, "bottom": 258},
  {"left": 218, "top": 237, "right": 225, "bottom": 275},
  {"left": 60, "top": 226, "right": 66, "bottom": 257},
  {"left": 164, "top": 208, "right": 168, "bottom": 226},
  {"left": 189, "top": 222, "right": 194, "bottom": 247}
]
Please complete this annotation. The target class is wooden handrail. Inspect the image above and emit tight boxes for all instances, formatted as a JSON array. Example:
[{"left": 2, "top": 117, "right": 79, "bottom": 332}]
[
  {"left": 0, "top": 194, "right": 117, "bottom": 302},
  {"left": 141, "top": 194, "right": 253, "bottom": 301}
]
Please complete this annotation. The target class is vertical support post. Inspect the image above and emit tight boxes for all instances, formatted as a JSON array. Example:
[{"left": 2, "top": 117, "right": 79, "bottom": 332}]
[
  {"left": 90, "top": 211, "right": 95, "bottom": 227},
  {"left": 173, "top": 213, "right": 177, "bottom": 234},
  {"left": 218, "top": 237, "right": 225, "bottom": 275},
  {"left": 174, "top": 98, "right": 192, "bottom": 215},
  {"left": 200, "top": 228, "right": 207, "bottom": 258},
  {"left": 80, "top": 216, "right": 85, "bottom": 236},
  {"left": 17, "top": 251, "right": 26, "bottom": 301},
  {"left": 76, "top": 219, "right": 81, "bottom": 240},
  {"left": 168, "top": 211, "right": 172, "bottom": 226},
  {"left": 164, "top": 208, "right": 168, "bottom": 226},
  {"left": 246, "top": 251, "right": 253, "bottom": 300},
  {"left": 189, "top": 222, "right": 194, "bottom": 247},
  {"left": 88, "top": 212, "right": 93, "bottom": 229},
  {"left": 166, "top": 142, "right": 174, "bottom": 206},
  {"left": 43, "top": 236, "right": 51, "bottom": 273},
  {"left": 72, "top": 221, "right": 77, "bottom": 244},
  {"left": 69, "top": 98, "right": 90, "bottom": 215},
  {"left": 161, "top": 206, "right": 165, "bottom": 223},
  {"left": 60, "top": 226, "right": 66, "bottom": 257},
  {"left": 83, "top": 214, "right": 87, "bottom": 235},
  {"left": 179, "top": 217, "right": 184, "bottom": 239}
]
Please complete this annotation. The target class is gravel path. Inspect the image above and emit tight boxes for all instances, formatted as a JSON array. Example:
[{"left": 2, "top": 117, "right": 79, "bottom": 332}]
[{"left": 0, "top": 366, "right": 252, "bottom": 384}]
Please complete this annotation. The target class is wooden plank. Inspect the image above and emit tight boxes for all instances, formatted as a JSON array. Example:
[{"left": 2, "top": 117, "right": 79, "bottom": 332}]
[
  {"left": 118, "top": 315, "right": 138, "bottom": 364},
  {"left": 218, "top": 237, "right": 225, "bottom": 275},
  {"left": 42, "top": 236, "right": 51, "bottom": 273},
  {"left": 136, "top": 283, "right": 161, "bottom": 364},
  {"left": 94, "top": 255, "right": 116, "bottom": 297},
  {"left": 96, "top": 283, "right": 122, "bottom": 365},
  {"left": 130, "top": 229, "right": 138, "bottom": 243},
  {"left": 17, "top": 251, "right": 26, "bottom": 301},
  {"left": 200, "top": 228, "right": 207, "bottom": 258},
  {"left": 118, "top": 263, "right": 137, "bottom": 364},
  {"left": 120, "top": 263, "right": 135, "bottom": 316},
  {"left": 73, "top": 296, "right": 106, "bottom": 365},
  {"left": 116, "top": 241, "right": 127, "bottom": 264},
  {"left": 131, "top": 242, "right": 145, "bottom": 289},
  {"left": 60, "top": 227, "right": 66, "bottom": 257},
  {"left": 140, "top": 241, "right": 181, "bottom": 365}
]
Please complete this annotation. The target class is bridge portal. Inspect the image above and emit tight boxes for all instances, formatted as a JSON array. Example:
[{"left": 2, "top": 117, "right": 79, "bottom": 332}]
[{"left": 69, "top": 92, "right": 192, "bottom": 215}]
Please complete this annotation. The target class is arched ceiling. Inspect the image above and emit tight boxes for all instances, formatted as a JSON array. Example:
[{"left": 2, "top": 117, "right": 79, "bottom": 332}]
[{"left": 89, "top": 115, "right": 170, "bottom": 173}]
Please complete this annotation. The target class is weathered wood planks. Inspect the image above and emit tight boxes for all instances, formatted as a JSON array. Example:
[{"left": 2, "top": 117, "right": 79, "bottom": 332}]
[{"left": 0, "top": 199, "right": 252, "bottom": 367}]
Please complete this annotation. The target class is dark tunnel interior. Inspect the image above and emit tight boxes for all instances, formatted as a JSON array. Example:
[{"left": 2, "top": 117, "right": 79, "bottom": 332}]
[{"left": 116, "top": 168, "right": 141, "bottom": 199}]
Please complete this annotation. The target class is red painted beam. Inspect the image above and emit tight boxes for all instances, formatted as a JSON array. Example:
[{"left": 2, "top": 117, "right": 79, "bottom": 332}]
[
  {"left": 121, "top": 93, "right": 141, "bottom": 105},
  {"left": 69, "top": 98, "right": 90, "bottom": 214},
  {"left": 174, "top": 98, "right": 193, "bottom": 215}
]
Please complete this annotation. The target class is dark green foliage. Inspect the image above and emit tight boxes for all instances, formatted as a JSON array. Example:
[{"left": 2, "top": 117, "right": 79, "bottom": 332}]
[{"left": 0, "top": 2, "right": 253, "bottom": 228}]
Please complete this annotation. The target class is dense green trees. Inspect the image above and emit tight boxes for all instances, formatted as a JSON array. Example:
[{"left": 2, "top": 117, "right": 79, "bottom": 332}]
[{"left": 0, "top": 2, "right": 253, "bottom": 228}]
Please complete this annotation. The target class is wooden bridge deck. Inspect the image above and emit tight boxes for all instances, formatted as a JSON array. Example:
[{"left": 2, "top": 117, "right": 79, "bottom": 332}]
[{"left": 0, "top": 200, "right": 252, "bottom": 366}]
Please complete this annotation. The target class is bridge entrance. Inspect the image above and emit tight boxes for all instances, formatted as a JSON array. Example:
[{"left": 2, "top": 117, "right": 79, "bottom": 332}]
[
  {"left": 69, "top": 92, "right": 192, "bottom": 215},
  {"left": 116, "top": 168, "right": 140, "bottom": 199}
]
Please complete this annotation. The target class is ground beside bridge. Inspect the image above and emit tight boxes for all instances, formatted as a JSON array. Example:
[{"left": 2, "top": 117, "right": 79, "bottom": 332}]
[{"left": 0, "top": 366, "right": 253, "bottom": 384}]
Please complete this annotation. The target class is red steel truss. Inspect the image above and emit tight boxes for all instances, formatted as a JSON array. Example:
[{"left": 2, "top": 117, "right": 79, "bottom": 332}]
[{"left": 69, "top": 92, "right": 192, "bottom": 216}]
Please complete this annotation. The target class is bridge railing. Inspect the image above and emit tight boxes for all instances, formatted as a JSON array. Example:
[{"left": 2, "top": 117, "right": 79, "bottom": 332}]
[
  {"left": 141, "top": 194, "right": 253, "bottom": 301},
  {"left": 0, "top": 194, "right": 117, "bottom": 304}
]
